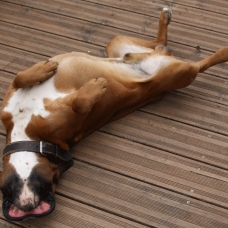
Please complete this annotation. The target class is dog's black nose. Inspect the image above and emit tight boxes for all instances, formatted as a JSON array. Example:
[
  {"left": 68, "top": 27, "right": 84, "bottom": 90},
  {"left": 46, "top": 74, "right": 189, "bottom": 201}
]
[{"left": 19, "top": 203, "right": 36, "bottom": 212}]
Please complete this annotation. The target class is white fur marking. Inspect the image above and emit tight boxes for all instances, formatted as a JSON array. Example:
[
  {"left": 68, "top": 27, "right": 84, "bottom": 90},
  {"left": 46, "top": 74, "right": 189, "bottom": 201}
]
[
  {"left": 9, "top": 152, "right": 38, "bottom": 180},
  {"left": 130, "top": 56, "right": 172, "bottom": 78},
  {"left": 4, "top": 76, "right": 67, "bottom": 142},
  {"left": 19, "top": 182, "right": 39, "bottom": 207}
]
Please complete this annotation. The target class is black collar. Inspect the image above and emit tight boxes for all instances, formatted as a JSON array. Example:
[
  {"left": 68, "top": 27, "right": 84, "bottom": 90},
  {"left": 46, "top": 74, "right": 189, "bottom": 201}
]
[{"left": 3, "top": 141, "right": 74, "bottom": 173}]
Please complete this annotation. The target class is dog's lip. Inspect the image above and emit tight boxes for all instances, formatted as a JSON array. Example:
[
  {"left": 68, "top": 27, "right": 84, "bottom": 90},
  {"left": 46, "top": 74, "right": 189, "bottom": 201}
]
[
  {"left": 2, "top": 192, "right": 55, "bottom": 221},
  {"left": 8, "top": 201, "right": 50, "bottom": 217}
]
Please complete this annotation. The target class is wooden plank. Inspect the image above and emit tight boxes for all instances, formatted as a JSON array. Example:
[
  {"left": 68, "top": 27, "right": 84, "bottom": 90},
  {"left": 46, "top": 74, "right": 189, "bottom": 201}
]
[
  {"left": 75, "top": 0, "right": 228, "bottom": 35},
  {"left": 0, "top": 71, "right": 13, "bottom": 99},
  {"left": 0, "top": 44, "right": 45, "bottom": 74},
  {"left": 0, "top": 22, "right": 106, "bottom": 58},
  {"left": 142, "top": 92, "right": 228, "bottom": 135},
  {"left": 158, "top": 0, "right": 228, "bottom": 15},
  {"left": 179, "top": 73, "right": 228, "bottom": 105},
  {"left": 100, "top": 110, "right": 228, "bottom": 170},
  {"left": 56, "top": 161, "right": 228, "bottom": 228},
  {"left": 0, "top": 2, "right": 117, "bottom": 50},
  {"left": 0, "top": 219, "right": 20, "bottom": 228},
  {"left": 1, "top": 1, "right": 228, "bottom": 54},
  {"left": 73, "top": 132, "right": 228, "bottom": 208}
]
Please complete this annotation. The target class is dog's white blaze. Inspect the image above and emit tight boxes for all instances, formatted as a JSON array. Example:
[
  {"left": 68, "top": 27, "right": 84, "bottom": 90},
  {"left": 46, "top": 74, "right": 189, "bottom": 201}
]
[
  {"left": 9, "top": 152, "right": 38, "bottom": 180},
  {"left": 4, "top": 76, "right": 67, "bottom": 142},
  {"left": 19, "top": 182, "right": 39, "bottom": 206}
]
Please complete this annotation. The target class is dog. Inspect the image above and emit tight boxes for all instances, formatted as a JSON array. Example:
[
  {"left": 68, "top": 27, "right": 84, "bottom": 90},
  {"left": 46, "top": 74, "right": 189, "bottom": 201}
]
[{"left": 1, "top": 7, "right": 228, "bottom": 221}]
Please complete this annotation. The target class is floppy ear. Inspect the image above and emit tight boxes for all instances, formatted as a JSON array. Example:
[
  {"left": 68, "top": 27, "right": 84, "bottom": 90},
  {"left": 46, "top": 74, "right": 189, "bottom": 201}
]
[{"left": 58, "top": 160, "right": 74, "bottom": 174}]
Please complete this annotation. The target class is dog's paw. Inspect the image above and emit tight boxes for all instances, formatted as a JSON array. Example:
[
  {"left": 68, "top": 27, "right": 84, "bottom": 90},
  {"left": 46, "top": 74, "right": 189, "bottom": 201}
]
[
  {"left": 36, "top": 60, "right": 58, "bottom": 81},
  {"left": 84, "top": 78, "right": 107, "bottom": 100},
  {"left": 155, "top": 45, "right": 172, "bottom": 55},
  {"left": 72, "top": 78, "right": 107, "bottom": 113},
  {"left": 13, "top": 61, "right": 58, "bottom": 88},
  {"left": 216, "top": 47, "right": 228, "bottom": 61},
  {"left": 161, "top": 7, "right": 172, "bottom": 25}
]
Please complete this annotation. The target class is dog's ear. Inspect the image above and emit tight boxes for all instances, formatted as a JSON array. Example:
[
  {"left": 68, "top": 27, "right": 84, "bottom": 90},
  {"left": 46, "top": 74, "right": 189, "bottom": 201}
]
[{"left": 58, "top": 160, "right": 74, "bottom": 174}]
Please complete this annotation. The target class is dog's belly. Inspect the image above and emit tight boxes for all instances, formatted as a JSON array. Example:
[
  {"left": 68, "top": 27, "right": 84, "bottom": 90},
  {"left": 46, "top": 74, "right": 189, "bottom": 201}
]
[
  {"left": 51, "top": 52, "right": 174, "bottom": 88},
  {"left": 3, "top": 77, "right": 68, "bottom": 142}
]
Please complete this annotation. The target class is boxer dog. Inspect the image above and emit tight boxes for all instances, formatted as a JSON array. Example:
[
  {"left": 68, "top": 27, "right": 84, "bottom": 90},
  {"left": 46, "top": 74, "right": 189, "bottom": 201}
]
[{"left": 1, "top": 7, "right": 228, "bottom": 221}]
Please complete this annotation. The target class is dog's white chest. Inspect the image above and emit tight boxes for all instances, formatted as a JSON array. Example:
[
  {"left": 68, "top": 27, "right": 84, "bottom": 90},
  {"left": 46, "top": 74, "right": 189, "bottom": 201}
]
[{"left": 4, "top": 77, "right": 67, "bottom": 142}]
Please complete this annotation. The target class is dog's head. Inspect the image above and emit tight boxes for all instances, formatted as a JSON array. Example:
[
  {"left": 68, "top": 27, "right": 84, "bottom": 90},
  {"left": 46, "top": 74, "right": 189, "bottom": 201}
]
[{"left": 0, "top": 147, "right": 73, "bottom": 221}]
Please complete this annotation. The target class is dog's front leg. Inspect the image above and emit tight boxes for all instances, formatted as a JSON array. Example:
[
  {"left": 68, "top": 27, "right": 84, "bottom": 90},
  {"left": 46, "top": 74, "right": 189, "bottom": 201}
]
[
  {"left": 13, "top": 61, "right": 58, "bottom": 88},
  {"left": 63, "top": 78, "right": 107, "bottom": 114}
]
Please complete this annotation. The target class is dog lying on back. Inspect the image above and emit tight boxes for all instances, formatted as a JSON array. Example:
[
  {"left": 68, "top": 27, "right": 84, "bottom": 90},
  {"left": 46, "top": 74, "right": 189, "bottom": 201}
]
[{"left": 1, "top": 7, "right": 228, "bottom": 221}]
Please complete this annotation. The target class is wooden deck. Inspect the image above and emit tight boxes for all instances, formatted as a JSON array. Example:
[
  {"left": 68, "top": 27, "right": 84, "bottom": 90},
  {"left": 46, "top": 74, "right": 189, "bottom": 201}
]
[{"left": 0, "top": 0, "right": 228, "bottom": 227}]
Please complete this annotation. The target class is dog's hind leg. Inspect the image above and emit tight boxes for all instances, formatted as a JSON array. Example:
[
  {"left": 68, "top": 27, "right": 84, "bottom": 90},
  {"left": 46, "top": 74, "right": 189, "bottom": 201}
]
[
  {"left": 148, "top": 47, "right": 228, "bottom": 92},
  {"left": 196, "top": 47, "right": 228, "bottom": 73},
  {"left": 13, "top": 61, "right": 58, "bottom": 88},
  {"left": 106, "top": 7, "right": 172, "bottom": 58}
]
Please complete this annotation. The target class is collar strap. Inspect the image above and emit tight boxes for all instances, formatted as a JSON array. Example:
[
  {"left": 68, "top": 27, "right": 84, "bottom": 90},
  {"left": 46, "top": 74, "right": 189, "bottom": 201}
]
[{"left": 3, "top": 141, "right": 73, "bottom": 162}]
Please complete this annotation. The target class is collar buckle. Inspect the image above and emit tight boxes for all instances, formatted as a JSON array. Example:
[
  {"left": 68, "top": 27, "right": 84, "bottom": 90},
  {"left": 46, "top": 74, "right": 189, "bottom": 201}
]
[{"left": 40, "top": 141, "right": 47, "bottom": 156}]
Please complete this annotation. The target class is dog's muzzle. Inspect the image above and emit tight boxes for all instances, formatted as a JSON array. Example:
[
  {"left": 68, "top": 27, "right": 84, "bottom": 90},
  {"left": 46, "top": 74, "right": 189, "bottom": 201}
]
[{"left": 2, "top": 191, "right": 55, "bottom": 221}]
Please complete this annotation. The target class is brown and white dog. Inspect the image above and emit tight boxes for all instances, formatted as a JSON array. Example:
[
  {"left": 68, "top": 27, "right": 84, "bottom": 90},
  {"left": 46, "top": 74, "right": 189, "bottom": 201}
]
[{"left": 1, "top": 7, "right": 228, "bottom": 221}]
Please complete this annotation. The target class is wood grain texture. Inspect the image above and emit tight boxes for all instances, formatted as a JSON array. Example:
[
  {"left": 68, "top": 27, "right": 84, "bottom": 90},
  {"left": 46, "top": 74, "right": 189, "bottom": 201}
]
[
  {"left": 79, "top": 0, "right": 228, "bottom": 36},
  {"left": 100, "top": 110, "right": 228, "bottom": 169},
  {"left": 56, "top": 161, "right": 228, "bottom": 228},
  {"left": 73, "top": 132, "right": 228, "bottom": 207}
]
